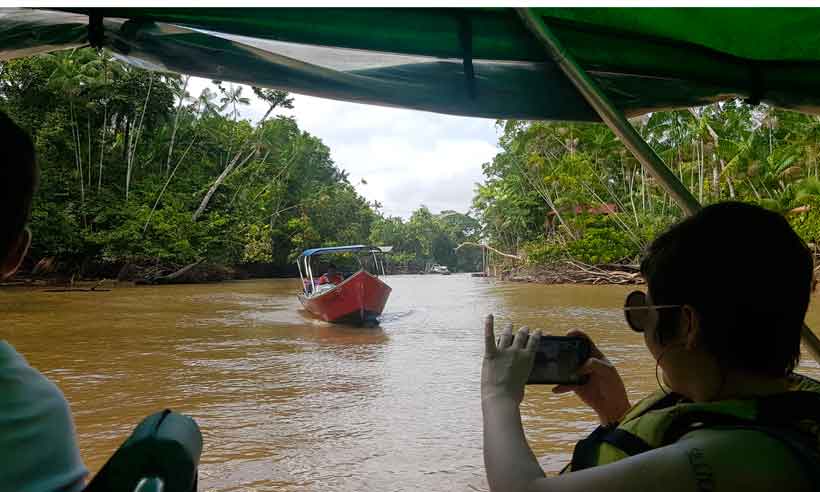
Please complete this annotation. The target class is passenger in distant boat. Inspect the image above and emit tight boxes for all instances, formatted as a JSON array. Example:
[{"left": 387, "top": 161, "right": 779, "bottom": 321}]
[
  {"left": 482, "top": 202, "right": 820, "bottom": 492},
  {"left": 318, "top": 263, "right": 344, "bottom": 286},
  {"left": 0, "top": 111, "right": 87, "bottom": 491}
]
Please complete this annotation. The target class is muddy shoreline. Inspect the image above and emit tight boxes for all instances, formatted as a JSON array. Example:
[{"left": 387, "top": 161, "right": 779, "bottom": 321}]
[
  {"left": 498, "top": 261, "right": 643, "bottom": 285},
  {"left": 2, "top": 259, "right": 643, "bottom": 288}
]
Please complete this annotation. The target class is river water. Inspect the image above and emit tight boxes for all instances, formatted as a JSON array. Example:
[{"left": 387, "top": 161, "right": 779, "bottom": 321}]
[{"left": 2, "top": 275, "right": 820, "bottom": 491}]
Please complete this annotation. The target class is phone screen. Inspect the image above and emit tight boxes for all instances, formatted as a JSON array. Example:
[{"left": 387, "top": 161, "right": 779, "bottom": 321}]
[{"left": 527, "top": 336, "right": 591, "bottom": 385}]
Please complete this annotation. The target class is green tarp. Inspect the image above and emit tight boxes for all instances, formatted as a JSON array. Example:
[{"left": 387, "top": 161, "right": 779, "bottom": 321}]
[{"left": 5, "top": 8, "right": 820, "bottom": 121}]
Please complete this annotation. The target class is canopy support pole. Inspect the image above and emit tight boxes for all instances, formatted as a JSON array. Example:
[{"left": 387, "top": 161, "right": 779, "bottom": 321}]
[{"left": 516, "top": 7, "right": 820, "bottom": 363}]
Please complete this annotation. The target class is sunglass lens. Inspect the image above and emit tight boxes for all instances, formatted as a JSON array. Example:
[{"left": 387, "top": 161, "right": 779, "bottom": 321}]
[{"left": 624, "top": 290, "right": 648, "bottom": 332}]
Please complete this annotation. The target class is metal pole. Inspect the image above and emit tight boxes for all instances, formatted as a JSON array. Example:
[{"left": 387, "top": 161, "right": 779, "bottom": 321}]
[
  {"left": 307, "top": 258, "right": 316, "bottom": 293},
  {"left": 516, "top": 7, "right": 820, "bottom": 362},
  {"left": 516, "top": 8, "right": 701, "bottom": 216},
  {"left": 297, "top": 257, "right": 305, "bottom": 292}
]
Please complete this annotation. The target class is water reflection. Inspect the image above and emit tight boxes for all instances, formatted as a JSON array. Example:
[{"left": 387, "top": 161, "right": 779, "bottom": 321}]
[{"left": 1, "top": 276, "right": 819, "bottom": 490}]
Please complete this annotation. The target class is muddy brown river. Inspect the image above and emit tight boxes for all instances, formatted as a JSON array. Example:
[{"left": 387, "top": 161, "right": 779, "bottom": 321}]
[{"left": 2, "top": 275, "right": 819, "bottom": 491}]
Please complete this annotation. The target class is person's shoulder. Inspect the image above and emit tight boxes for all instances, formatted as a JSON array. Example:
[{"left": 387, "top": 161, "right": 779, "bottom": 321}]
[
  {"left": 0, "top": 342, "right": 87, "bottom": 492},
  {"left": 0, "top": 341, "right": 65, "bottom": 401},
  {"left": 543, "top": 427, "right": 813, "bottom": 492},
  {"left": 0, "top": 343, "right": 77, "bottom": 445},
  {"left": 673, "top": 428, "right": 814, "bottom": 489}
]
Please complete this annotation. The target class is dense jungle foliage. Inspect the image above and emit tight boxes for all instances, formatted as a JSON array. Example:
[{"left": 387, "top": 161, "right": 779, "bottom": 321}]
[
  {"left": 0, "top": 49, "right": 482, "bottom": 277},
  {"left": 6, "top": 48, "right": 820, "bottom": 278},
  {"left": 473, "top": 105, "right": 820, "bottom": 266}
]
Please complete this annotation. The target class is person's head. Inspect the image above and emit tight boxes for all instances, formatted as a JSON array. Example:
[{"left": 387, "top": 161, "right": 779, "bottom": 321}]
[
  {"left": 0, "top": 112, "right": 37, "bottom": 280},
  {"left": 327, "top": 263, "right": 337, "bottom": 273},
  {"left": 633, "top": 202, "right": 812, "bottom": 399}
]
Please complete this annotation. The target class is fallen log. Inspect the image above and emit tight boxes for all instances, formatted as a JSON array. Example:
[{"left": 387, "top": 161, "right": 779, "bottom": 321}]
[
  {"left": 454, "top": 242, "right": 522, "bottom": 260},
  {"left": 502, "top": 260, "right": 643, "bottom": 285},
  {"left": 138, "top": 259, "right": 205, "bottom": 285}
]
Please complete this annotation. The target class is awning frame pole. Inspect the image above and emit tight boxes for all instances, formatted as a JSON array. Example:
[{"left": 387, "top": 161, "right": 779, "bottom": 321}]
[
  {"left": 516, "top": 7, "right": 820, "bottom": 363},
  {"left": 516, "top": 8, "right": 700, "bottom": 216},
  {"left": 297, "top": 257, "right": 305, "bottom": 291}
]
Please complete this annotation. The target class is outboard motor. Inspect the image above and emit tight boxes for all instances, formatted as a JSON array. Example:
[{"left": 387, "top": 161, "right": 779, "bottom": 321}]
[{"left": 84, "top": 410, "right": 203, "bottom": 492}]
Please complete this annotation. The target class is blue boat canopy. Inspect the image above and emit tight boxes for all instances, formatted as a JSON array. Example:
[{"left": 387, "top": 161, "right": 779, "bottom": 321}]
[{"left": 299, "top": 245, "right": 390, "bottom": 258}]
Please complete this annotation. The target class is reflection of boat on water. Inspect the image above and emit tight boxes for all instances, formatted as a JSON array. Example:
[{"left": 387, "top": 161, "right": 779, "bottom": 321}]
[{"left": 297, "top": 245, "right": 392, "bottom": 324}]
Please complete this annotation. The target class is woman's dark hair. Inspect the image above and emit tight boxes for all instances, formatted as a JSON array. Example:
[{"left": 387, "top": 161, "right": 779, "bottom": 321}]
[
  {"left": 0, "top": 111, "right": 37, "bottom": 258},
  {"left": 640, "top": 202, "right": 813, "bottom": 377}
]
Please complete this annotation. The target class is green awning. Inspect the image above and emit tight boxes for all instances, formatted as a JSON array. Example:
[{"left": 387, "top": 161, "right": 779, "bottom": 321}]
[{"left": 5, "top": 8, "right": 820, "bottom": 121}]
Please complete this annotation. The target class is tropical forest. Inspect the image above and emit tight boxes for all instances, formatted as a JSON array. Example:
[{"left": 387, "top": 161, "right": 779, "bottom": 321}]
[{"left": 4, "top": 48, "right": 820, "bottom": 282}]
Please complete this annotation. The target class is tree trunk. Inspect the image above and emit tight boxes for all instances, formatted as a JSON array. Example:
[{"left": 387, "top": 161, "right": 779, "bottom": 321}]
[
  {"left": 98, "top": 104, "right": 107, "bottom": 192},
  {"left": 147, "top": 259, "right": 205, "bottom": 284},
  {"left": 628, "top": 167, "right": 639, "bottom": 227},
  {"left": 191, "top": 98, "right": 284, "bottom": 221},
  {"left": 641, "top": 166, "right": 647, "bottom": 213},
  {"left": 690, "top": 143, "right": 696, "bottom": 194},
  {"left": 70, "top": 100, "right": 84, "bottom": 205},
  {"left": 125, "top": 119, "right": 134, "bottom": 201},
  {"left": 720, "top": 158, "right": 736, "bottom": 199},
  {"left": 166, "top": 76, "right": 190, "bottom": 175},
  {"left": 87, "top": 116, "right": 92, "bottom": 191},
  {"left": 121, "top": 116, "right": 129, "bottom": 164},
  {"left": 454, "top": 242, "right": 521, "bottom": 260},
  {"left": 193, "top": 147, "right": 258, "bottom": 220},
  {"left": 126, "top": 73, "right": 155, "bottom": 201},
  {"left": 698, "top": 139, "right": 704, "bottom": 202}
]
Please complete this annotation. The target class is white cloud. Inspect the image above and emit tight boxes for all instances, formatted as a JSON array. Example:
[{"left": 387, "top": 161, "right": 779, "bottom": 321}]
[{"left": 186, "top": 77, "right": 500, "bottom": 218}]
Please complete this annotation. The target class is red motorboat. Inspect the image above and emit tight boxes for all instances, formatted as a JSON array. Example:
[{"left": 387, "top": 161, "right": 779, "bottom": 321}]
[{"left": 297, "top": 245, "right": 392, "bottom": 324}]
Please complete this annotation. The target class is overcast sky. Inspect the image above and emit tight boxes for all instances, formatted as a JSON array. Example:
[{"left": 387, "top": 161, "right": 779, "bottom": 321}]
[{"left": 187, "top": 78, "right": 500, "bottom": 218}]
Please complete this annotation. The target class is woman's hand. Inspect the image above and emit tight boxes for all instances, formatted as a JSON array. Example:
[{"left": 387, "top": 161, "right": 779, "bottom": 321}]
[
  {"left": 481, "top": 314, "right": 541, "bottom": 404},
  {"left": 552, "top": 330, "right": 630, "bottom": 425}
]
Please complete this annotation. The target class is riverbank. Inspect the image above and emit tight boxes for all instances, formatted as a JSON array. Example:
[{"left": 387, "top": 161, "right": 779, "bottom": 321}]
[
  {"left": 499, "top": 261, "right": 643, "bottom": 285},
  {"left": 4, "top": 259, "right": 295, "bottom": 287},
  {"left": 2, "top": 259, "right": 442, "bottom": 287},
  {"left": 4, "top": 257, "right": 641, "bottom": 287}
]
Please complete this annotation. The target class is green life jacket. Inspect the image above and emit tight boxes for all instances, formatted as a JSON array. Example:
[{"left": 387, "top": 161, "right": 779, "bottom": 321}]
[{"left": 565, "top": 373, "right": 820, "bottom": 481}]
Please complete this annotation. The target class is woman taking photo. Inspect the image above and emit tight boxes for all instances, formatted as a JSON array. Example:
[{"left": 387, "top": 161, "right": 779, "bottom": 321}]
[{"left": 482, "top": 202, "right": 820, "bottom": 491}]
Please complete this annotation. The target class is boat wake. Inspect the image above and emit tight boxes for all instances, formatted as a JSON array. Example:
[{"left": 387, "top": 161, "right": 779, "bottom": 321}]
[{"left": 377, "top": 309, "right": 414, "bottom": 324}]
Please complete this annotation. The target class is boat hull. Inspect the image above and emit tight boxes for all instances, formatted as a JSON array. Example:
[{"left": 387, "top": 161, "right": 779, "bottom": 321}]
[{"left": 298, "top": 270, "right": 391, "bottom": 323}]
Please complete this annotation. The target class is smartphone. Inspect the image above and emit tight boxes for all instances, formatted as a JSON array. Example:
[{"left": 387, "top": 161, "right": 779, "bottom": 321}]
[{"left": 527, "top": 335, "right": 591, "bottom": 385}]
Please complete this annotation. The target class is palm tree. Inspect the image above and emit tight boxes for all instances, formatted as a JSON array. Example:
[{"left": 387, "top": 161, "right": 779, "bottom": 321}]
[
  {"left": 196, "top": 87, "right": 221, "bottom": 117},
  {"left": 46, "top": 50, "right": 102, "bottom": 207},
  {"left": 218, "top": 83, "right": 250, "bottom": 122}
]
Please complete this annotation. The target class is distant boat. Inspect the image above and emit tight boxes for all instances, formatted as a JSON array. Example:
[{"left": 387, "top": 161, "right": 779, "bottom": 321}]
[
  {"left": 296, "top": 245, "right": 392, "bottom": 324},
  {"left": 428, "top": 263, "right": 451, "bottom": 275}
]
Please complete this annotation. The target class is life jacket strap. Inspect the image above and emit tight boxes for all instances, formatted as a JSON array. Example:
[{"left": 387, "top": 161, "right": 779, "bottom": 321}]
[{"left": 568, "top": 390, "right": 820, "bottom": 476}]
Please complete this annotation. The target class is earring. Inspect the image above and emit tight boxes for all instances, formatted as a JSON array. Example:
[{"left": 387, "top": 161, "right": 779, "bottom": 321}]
[
  {"left": 653, "top": 342, "right": 682, "bottom": 396},
  {"left": 655, "top": 357, "right": 669, "bottom": 396}
]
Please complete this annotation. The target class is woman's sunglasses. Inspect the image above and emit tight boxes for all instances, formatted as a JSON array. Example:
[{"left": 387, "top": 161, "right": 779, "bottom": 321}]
[{"left": 623, "top": 290, "right": 681, "bottom": 333}]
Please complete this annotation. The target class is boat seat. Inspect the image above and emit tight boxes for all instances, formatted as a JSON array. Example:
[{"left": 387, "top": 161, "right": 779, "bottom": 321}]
[{"left": 83, "top": 409, "right": 202, "bottom": 492}]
